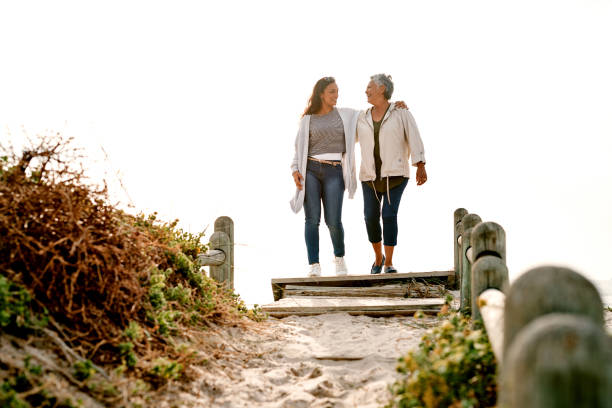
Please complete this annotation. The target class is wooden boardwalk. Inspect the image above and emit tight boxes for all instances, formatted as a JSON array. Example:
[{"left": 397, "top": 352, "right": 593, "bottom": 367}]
[
  {"left": 262, "top": 270, "right": 453, "bottom": 317},
  {"left": 261, "top": 296, "right": 445, "bottom": 318}
]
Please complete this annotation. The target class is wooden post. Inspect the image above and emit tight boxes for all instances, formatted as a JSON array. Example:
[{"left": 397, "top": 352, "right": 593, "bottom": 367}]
[
  {"left": 209, "top": 230, "right": 231, "bottom": 286},
  {"left": 502, "top": 266, "right": 604, "bottom": 359},
  {"left": 459, "top": 213, "right": 482, "bottom": 314},
  {"left": 453, "top": 208, "right": 468, "bottom": 289},
  {"left": 471, "top": 257, "right": 508, "bottom": 321},
  {"left": 470, "top": 222, "right": 508, "bottom": 320},
  {"left": 471, "top": 221, "right": 506, "bottom": 262},
  {"left": 213, "top": 216, "right": 234, "bottom": 288},
  {"left": 500, "top": 314, "right": 612, "bottom": 408}
]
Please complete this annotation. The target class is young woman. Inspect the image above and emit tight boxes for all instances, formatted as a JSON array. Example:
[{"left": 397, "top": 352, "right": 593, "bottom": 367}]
[
  {"left": 356, "top": 74, "right": 427, "bottom": 274},
  {"left": 290, "top": 76, "right": 406, "bottom": 277}
]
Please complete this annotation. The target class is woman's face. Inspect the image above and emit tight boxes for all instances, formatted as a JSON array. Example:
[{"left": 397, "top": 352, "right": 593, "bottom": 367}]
[
  {"left": 365, "top": 80, "right": 385, "bottom": 104},
  {"left": 320, "top": 82, "right": 339, "bottom": 107}
]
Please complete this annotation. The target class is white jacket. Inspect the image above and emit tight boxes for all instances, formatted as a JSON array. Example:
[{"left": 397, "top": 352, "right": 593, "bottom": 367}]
[
  {"left": 290, "top": 108, "right": 359, "bottom": 213},
  {"left": 357, "top": 103, "right": 426, "bottom": 182}
]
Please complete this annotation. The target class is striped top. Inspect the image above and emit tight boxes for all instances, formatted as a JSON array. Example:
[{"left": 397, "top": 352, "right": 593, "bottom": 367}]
[{"left": 308, "top": 108, "right": 346, "bottom": 156}]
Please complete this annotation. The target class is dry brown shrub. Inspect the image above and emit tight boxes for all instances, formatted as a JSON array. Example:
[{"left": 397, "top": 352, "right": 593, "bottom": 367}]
[{"left": 0, "top": 134, "right": 165, "bottom": 347}]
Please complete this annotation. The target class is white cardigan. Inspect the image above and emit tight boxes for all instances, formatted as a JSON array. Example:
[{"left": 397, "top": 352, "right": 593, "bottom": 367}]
[{"left": 290, "top": 108, "right": 359, "bottom": 214}]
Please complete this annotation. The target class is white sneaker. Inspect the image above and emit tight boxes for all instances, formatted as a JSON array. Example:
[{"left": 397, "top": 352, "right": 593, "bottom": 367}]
[
  {"left": 335, "top": 257, "right": 348, "bottom": 276},
  {"left": 308, "top": 263, "right": 321, "bottom": 277}
]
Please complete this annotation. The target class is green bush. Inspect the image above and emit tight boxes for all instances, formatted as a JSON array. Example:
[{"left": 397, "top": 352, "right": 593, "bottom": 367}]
[
  {"left": 0, "top": 357, "right": 77, "bottom": 408},
  {"left": 73, "top": 360, "right": 96, "bottom": 381},
  {"left": 0, "top": 275, "right": 48, "bottom": 334},
  {"left": 387, "top": 312, "right": 497, "bottom": 408},
  {"left": 149, "top": 358, "right": 183, "bottom": 382},
  {"left": 123, "top": 321, "right": 143, "bottom": 342},
  {"left": 118, "top": 342, "right": 138, "bottom": 368}
]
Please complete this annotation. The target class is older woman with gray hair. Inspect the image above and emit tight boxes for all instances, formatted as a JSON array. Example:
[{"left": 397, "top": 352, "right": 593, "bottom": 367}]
[{"left": 356, "top": 74, "right": 427, "bottom": 274}]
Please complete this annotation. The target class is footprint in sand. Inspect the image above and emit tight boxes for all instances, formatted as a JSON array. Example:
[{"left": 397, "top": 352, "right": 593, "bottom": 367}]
[
  {"left": 307, "top": 379, "right": 346, "bottom": 399},
  {"left": 308, "top": 367, "right": 323, "bottom": 379},
  {"left": 290, "top": 362, "right": 323, "bottom": 379},
  {"left": 280, "top": 391, "right": 315, "bottom": 408},
  {"left": 263, "top": 367, "right": 292, "bottom": 385},
  {"left": 340, "top": 366, "right": 386, "bottom": 388}
]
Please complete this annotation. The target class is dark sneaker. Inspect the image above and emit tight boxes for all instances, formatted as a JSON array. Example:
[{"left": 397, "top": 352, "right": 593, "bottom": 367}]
[
  {"left": 384, "top": 265, "right": 397, "bottom": 274},
  {"left": 371, "top": 255, "right": 385, "bottom": 274}
]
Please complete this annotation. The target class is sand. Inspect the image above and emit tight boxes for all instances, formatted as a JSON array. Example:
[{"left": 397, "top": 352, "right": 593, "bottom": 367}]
[
  {"left": 165, "top": 312, "right": 439, "bottom": 408},
  {"left": 157, "top": 306, "right": 612, "bottom": 408},
  {"left": 149, "top": 276, "right": 612, "bottom": 407}
]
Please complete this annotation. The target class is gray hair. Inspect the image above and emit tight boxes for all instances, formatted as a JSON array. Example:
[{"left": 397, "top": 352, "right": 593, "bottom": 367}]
[{"left": 370, "top": 74, "right": 394, "bottom": 100}]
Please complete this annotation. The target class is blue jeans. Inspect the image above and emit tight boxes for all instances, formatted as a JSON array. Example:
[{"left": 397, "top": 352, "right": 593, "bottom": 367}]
[
  {"left": 304, "top": 160, "right": 345, "bottom": 264},
  {"left": 362, "top": 179, "right": 408, "bottom": 246}
]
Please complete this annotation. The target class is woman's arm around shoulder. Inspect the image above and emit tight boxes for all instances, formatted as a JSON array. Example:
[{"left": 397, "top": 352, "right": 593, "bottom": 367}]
[{"left": 336, "top": 107, "right": 359, "bottom": 115}]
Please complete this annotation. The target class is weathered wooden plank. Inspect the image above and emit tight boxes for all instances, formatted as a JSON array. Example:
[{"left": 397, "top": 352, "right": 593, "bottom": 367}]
[
  {"left": 271, "top": 271, "right": 452, "bottom": 301},
  {"left": 261, "top": 297, "right": 444, "bottom": 317},
  {"left": 285, "top": 284, "right": 406, "bottom": 297},
  {"left": 197, "top": 249, "right": 225, "bottom": 266},
  {"left": 285, "top": 284, "right": 408, "bottom": 291},
  {"left": 271, "top": 271, "right": 453, "bottom": 301},
  {"left": 264, "top": 296, "right": 446, "bottom": 307},
  {"left": 283, "top": 283, "right": 446, "bottom": 298},
  {"left": 265, "top": 309, "right": 441, "bottom": 318},
  {"left": 271, "top": 270, "right": 452, "bottom": 286}
]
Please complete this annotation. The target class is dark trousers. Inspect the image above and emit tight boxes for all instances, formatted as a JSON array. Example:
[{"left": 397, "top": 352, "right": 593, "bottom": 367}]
[{"left": 361, "top": 178, "right": 408, "bottom": 246}]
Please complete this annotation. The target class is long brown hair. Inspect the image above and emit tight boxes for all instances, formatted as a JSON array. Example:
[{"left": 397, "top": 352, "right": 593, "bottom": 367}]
[{"left": 302, "top": 76, "right": 336, "bottom": 117}]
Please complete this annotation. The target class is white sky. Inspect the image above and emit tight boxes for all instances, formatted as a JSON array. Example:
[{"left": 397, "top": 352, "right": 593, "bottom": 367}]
[{"left": 1, "top": 0, "right": 611, "bottom": 305}]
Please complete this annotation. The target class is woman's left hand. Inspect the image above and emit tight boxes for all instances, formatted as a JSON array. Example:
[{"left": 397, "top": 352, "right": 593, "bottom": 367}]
[
  {"left": 395, "top": 100, "right": 409, "bottom": 110},
  {"left": 416, "top": 163, "right": 427, "bottom": 185}
]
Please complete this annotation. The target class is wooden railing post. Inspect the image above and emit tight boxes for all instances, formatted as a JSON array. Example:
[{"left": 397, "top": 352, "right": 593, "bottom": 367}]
[
  {"left": 502, "top": 266, "right": 604, "bottom": 359},
  {"left": 213, "top": 216, "right": 234, "bottom": 287},
  {"left": 453, "top": 208, "right": 468, "bottom": 289},
  {"left": 470, "top": 222, "right": 508, "bottom": 320},
  {"left": 501, "top": 313, "right": 612, "bottom": 407},
  {"left": 450, "top": 206, "right": 612, "bottom": 405},
  {"left": 459, "top": 213, "right": 481, "bottom": 314},
  {"left": 198, "top": 216, "right": 234, "bottom": 289},
  {"left": 209, "top": 231, "right": 231, "bottom": 287}
]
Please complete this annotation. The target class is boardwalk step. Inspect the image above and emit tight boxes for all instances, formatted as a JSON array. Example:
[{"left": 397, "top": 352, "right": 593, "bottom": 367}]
[
  {"left": 261, "top": 296, "right": 445, "bottom": 318},
  {"left": 271, "top": 270, "right": 453, "bottom": 301},
  {"left": 284, "top": 283, "right": 446, "bottom": 298}
]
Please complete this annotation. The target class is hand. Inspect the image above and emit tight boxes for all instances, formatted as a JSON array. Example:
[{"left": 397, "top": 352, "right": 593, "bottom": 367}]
[
  {"left": 292, "top": 171, "right": 304, "bottom": 190},
  {"left": 394, "top": 100, "right": 409, "bottom": 110},
  {"left": 416, "top": 163, "right": 427, "bottom": 186}
]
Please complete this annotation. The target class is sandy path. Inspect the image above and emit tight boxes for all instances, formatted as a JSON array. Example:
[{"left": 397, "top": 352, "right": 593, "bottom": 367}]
[
  {"left": 162, "top": 309, "right": 612, "bottom": 408},
  {"left": 171, "top": 312, "right": 438, "bottom": 408}
]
